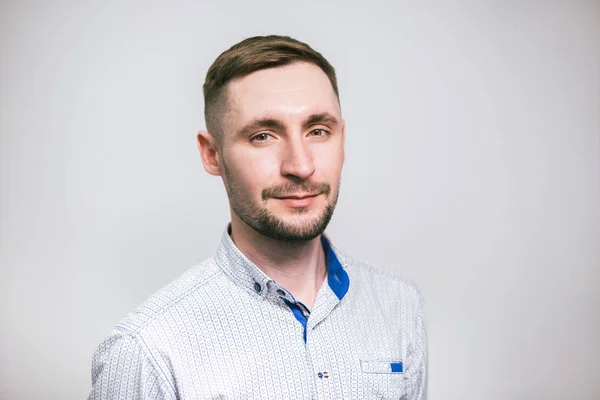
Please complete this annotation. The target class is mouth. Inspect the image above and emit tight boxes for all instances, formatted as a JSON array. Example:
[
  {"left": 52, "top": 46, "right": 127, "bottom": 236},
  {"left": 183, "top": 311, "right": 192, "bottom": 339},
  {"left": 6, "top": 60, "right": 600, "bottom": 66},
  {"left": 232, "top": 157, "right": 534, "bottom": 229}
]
[
  {"left": 272, "top": 193, "right": 321, "bottom": 208},
  {"left": 273, "top": 193, "right": 320, "bottom": 200}
]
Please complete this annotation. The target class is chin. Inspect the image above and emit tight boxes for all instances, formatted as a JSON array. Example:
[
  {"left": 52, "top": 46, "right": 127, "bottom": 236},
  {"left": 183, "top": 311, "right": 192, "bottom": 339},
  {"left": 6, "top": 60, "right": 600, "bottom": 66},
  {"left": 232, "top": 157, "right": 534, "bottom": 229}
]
[
  {"left": 282, "top": 209, "right": 330, "bottom": 229},
  {"left": 276, "top": 204, "right": 323, "bottom": 218}
]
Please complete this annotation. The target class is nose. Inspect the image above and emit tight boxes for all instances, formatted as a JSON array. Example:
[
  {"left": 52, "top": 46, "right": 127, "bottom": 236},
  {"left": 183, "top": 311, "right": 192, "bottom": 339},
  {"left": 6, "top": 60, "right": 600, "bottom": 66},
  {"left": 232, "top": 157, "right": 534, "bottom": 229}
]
[{"left": 280, "top": 137, "right": 316, "bottom": 181}]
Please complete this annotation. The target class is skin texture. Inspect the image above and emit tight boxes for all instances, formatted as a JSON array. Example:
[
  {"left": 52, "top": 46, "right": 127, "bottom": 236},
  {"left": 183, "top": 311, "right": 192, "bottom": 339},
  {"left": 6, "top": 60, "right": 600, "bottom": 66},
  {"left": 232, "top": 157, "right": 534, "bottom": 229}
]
[{"left": 197, "top": 62, "right": 345, "bottom": 308}]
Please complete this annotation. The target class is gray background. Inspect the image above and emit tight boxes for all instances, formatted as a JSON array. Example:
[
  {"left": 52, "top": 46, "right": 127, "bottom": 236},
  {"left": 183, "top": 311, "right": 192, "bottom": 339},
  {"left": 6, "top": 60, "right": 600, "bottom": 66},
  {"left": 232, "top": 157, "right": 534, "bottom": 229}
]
[{"left": 1, "top": 1, "right": 598, "bottom": 399}]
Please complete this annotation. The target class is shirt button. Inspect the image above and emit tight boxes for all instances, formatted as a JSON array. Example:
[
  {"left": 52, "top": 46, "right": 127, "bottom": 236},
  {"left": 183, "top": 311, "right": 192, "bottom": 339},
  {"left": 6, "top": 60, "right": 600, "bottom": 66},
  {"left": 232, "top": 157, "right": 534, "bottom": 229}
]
[
  {"left": 253, "top": 282, "right": 262, "bottom": 293},
  {"left": 276, "top": 289, "right": 286, "bottom": 296}
]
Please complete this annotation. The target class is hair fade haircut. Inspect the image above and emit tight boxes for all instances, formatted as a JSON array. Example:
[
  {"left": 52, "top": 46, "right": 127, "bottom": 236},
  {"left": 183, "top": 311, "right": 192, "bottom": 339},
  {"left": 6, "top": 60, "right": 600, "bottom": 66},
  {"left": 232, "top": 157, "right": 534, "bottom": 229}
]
[{"left": 202, "top": 35, "right": 340, "bottom": 142}]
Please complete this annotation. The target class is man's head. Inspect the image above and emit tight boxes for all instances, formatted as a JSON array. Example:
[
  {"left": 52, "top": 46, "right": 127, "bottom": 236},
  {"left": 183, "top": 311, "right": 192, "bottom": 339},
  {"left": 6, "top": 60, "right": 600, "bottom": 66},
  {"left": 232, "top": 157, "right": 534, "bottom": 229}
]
[{"left": 197, "top": 35, "right": 344, "bottom": 243}]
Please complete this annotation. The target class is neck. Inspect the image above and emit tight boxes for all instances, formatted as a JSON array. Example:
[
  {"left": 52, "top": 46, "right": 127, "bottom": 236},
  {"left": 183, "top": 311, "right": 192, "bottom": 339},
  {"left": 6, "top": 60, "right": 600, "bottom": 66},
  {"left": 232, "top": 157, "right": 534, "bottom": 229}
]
[{"left": 229, "top": 214, "right": 327, "bottom": 310}]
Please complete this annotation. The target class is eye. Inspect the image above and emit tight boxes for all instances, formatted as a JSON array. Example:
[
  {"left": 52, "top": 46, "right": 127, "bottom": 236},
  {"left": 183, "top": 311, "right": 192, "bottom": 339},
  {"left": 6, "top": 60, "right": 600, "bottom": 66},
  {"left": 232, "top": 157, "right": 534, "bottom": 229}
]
[
  {"left": 251, "top": 132, "right": 273, "bottom": 142},
  {"left": 308, "top": 128, "right": 329, "bottom": 137}
]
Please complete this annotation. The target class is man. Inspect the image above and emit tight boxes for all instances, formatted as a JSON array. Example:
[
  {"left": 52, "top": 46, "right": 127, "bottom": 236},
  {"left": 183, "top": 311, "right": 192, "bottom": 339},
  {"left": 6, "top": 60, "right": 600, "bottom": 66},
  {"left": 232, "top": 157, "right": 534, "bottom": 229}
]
[{"left": 89, "top": 35, "right": 427, "bottom": 399}]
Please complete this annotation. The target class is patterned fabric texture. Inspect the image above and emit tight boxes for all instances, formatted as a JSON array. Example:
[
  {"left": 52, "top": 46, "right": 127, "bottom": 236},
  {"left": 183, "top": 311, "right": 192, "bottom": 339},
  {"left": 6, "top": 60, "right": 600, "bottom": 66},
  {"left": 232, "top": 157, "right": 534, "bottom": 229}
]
[{"left": 89, "top": 229, "right": 427, "bottom": 399}]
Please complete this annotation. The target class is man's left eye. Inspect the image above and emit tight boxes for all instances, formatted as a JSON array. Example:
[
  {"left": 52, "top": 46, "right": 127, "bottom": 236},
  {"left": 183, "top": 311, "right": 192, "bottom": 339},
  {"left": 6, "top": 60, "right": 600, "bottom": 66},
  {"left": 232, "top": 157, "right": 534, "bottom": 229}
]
[{"left": 308, "top": 129, "right": 328, "bottom": 137}]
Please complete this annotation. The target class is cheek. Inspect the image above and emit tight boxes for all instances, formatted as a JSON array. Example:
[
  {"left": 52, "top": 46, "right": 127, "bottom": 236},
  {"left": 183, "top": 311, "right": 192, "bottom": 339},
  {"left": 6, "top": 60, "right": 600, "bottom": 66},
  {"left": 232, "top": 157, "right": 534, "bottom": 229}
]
[
  {"left": 226, "top": 149, "right": 280, "bottom": 192},
  {"left": 313, "top": 144, "right": 344, "bottom": 178}
]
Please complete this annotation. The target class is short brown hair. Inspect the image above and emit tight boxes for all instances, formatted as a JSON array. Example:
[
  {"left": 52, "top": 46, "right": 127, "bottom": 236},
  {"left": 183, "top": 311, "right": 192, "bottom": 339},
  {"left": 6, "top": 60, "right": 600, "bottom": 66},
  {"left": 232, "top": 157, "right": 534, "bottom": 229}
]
[{"left": 203, "top": 35, "right": 339, "bottom": 141}]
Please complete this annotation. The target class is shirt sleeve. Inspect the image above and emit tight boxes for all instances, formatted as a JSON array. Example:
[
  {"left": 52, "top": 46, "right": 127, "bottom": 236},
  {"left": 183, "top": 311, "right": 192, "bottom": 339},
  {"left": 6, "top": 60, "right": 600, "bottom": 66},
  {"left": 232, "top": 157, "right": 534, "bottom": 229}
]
[
  {"left": 406, "top": 287, "right": 428, "bottom": 400},
  {"left": 88, "top": 329, "right": 175, "bottom": 400}
]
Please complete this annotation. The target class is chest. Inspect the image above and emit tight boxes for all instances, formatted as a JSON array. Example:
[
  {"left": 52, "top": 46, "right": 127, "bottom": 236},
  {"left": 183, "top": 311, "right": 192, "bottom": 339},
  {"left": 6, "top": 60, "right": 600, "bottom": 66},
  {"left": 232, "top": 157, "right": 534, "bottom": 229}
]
[{"left": 164, "top": 292, "right": 410, "bottom": 399}]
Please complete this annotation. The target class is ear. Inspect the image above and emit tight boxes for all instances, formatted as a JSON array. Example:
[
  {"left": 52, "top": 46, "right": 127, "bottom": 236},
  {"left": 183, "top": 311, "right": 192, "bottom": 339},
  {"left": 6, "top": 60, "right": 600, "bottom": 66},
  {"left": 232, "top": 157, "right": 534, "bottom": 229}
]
[
  {"left": 197, "top": 130, "right": 222, "bottom": 176},
  {"left": 341, "top": 118, "right": 346, "bottom": 163}
]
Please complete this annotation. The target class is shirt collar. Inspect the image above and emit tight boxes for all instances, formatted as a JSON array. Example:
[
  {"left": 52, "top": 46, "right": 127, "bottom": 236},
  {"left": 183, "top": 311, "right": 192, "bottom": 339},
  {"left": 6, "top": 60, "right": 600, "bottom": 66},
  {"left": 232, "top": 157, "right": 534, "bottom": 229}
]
[
  {"left": 215, "top": 225, "right": 350, "bottom": 303},
  {"left": 321, "top": 234, "right": 350, "bottom": 300}
]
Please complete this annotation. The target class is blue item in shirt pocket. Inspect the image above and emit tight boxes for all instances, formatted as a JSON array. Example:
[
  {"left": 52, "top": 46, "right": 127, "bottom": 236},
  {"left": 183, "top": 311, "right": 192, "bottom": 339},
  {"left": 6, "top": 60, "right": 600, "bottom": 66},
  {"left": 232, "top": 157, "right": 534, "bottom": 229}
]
[{"left": 360, "top": 360, "right": 404, "bottom": 374}]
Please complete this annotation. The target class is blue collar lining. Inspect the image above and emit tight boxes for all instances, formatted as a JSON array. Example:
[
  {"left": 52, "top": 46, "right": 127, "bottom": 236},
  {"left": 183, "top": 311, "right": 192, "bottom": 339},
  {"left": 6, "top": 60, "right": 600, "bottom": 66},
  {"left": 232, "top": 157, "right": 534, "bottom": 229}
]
[{"left": 321, "top": 235, "right": 350, "bottom": 300}]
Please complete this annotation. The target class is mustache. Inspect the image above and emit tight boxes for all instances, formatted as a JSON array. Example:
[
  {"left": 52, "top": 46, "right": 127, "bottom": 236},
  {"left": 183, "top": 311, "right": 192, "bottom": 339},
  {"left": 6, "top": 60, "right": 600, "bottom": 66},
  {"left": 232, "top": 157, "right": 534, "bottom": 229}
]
[{"left": 262, "top": 182, "right": 331, "bottom": 201}]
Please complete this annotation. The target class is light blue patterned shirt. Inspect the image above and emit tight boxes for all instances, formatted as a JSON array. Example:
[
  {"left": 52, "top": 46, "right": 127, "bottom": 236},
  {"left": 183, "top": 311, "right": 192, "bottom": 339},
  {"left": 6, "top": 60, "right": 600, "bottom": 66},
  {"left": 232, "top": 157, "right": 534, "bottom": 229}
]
[{"left": 89, "top": 228, "right": 427, "bottom": 399}]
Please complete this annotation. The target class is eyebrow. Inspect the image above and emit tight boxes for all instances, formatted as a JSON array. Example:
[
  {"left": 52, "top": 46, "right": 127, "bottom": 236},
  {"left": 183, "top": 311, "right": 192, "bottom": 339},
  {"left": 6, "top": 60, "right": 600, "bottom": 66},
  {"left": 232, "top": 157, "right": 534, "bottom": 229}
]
[
  {"left": 305, "top": 113, "right": 340, "bottom": 127},
  {"left": 238, "top": 118, "right": 285, "bottom": 137},
  {"left": 237, "top": 112, "right": 340, "bottom": 137}
]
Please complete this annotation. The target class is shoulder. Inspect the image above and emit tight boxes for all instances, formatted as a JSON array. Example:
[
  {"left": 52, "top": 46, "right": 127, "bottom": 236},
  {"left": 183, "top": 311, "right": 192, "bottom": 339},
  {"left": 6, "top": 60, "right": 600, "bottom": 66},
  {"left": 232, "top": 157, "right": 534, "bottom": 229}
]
[
  {"left": 342, "top": 252, "right": 424, "bottom": 307},
  {"left": 114, "top": 256, "right": 224, "bottom": 337},
  {"left": 90, "top": 258, "right": 225, "bottom": 395}
]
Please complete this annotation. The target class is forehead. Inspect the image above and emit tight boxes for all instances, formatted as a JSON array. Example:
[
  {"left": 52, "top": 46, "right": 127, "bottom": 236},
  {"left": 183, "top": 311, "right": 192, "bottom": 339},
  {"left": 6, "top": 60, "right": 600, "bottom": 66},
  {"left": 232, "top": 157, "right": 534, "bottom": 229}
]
[{"left": 225, "top": 62, "right": 340, "bottom": 127}]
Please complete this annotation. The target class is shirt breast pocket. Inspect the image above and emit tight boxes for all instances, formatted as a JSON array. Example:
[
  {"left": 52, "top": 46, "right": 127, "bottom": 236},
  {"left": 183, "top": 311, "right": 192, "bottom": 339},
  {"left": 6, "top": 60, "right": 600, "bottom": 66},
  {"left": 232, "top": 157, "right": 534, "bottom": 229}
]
[{"left": 359, "top": 360, "right": 408, "bottom": 400}]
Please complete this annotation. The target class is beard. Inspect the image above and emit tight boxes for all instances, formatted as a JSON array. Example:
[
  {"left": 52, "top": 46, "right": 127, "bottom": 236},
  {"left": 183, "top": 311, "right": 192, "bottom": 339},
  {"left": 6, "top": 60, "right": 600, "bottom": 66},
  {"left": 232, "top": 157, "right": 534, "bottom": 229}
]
[{"left": 222, "top": 162, "right": 339, "bottom": 243}]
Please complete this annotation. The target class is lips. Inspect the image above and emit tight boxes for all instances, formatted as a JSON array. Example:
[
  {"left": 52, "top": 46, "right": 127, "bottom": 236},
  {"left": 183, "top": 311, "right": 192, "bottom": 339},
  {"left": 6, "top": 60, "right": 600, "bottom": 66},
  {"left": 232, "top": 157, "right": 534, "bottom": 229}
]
[
  {"left": 273, "top": 193, "right": 320, "bottom": 208},
  {"left": 273, "top": 194, "right": 319, "bottom": 200}
]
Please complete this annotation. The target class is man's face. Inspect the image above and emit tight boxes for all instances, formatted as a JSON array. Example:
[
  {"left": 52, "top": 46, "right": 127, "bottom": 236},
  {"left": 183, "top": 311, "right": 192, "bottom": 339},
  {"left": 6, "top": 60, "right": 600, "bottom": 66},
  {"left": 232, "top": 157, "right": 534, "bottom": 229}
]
[{"left": 219, "top": 62, "right": 345, "bottom": 242}]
